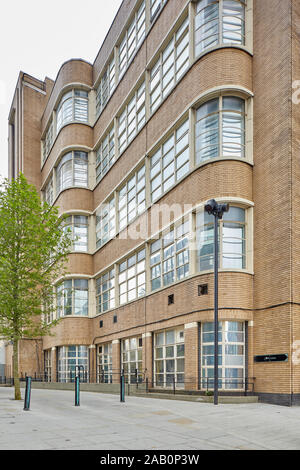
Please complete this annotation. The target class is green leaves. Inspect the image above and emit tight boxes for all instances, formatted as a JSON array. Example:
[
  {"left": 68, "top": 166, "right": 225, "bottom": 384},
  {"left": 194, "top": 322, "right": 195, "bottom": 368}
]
[{"left": 0, "top": 174, "right": 72, "bottom": 341}]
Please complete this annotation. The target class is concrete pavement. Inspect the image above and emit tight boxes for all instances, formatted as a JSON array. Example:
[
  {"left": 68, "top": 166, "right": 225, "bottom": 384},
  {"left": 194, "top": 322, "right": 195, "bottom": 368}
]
[{"left": 0, "top": 387, "right": 299, "bottom": 450}]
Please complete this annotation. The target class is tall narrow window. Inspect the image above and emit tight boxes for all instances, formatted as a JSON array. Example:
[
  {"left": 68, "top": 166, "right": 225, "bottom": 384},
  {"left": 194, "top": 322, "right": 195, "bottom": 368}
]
[
  {"left": 56, "top": 279, "right": 89, "bottom": 317},
  {"left": 150, "top": 17, "right": 189, "bottom": 114},
  {"left": 96, "top": 128, "right": 115, "bottom": 183},
  {"left": 194, "top": 0, "right": 246, "bottom": 56},
  {"left": 57, "top": 346, "right": 88, "bottom": 383},
  {"left": 150, "top": 119, "right": 189, "bottom": 201},
  {"left": 63, "top": 215, "right": 88, "bottom": 252},
  {"left": 119, "top": 1, "right": 146, "bottom": 78},
  {"left": 196, "top": 205, "right": 246, "bottom": 271},
  {"left": 44, "top": 176, "right": 54, "bottom": 206},
  {"left": 96, "top": 197, "right": 116, "bottom": 249},
  {"left": 121, "top": 337, "right": 143, "bottom": 384},
  {"left": 150, "top": 0, "right": 167, "bottom": 21},
  {"left": 97, "top": 344, "right": 112, "bottom": 383},
  {"left": 96, "top": 58, "right": 116, "bottom": 117},
  {"left": 44, "top": 350, "right": 52, "bottom": 382},
  {"left": 56, "top": 151, "right": 88, "bottom": 194},
  {"left": 119, "top": 248, "right": 146, "bottom": 305},
  {"left": 150, "top": 221, "right": 190, "bottom": 291},
  {"left": 118, "top": 165, "right": 146, "bottom": 230},
  {"left": 43, "top": 120, "right": 54, "bottom": 162},
  {"left": 201, "top": 321, "right": 245, "bottom": 390},
  {"left": 195, "top": 96, "right": 245, "bottom": 164},
  {"left": 154, "top": 328, "right": 185, "bottom": 389},
  {"left": 118, "top": 82, "right": 146, "bottom": 153},
  {"left": 56, "top": 90, "right": 88, "bottom": 132},
  {"left": 96, "top": 269, "right": 115, "bottom": 314}
]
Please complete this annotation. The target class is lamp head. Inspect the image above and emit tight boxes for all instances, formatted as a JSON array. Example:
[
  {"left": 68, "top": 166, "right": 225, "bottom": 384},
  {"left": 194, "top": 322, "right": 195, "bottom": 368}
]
[
  {"left": 204, "top": 200, "right": 230, "bottom": 218},
  {"left": 218, "top": 203, "right": 229, "bottom": 218},
  {"left": 204, "top": 199, "right": 218, "bottom": 215}
]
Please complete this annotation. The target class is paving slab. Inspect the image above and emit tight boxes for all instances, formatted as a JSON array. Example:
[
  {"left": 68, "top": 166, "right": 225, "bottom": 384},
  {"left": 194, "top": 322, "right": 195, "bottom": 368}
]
[{"left": 0, "top": 387, "right": 300, "bottom": 450}]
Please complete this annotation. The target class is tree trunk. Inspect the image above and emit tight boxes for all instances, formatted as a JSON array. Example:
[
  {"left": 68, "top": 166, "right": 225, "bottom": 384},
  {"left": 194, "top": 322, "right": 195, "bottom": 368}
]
[{"left": 13, "top": 339, "right": 21, "bottom": 400}]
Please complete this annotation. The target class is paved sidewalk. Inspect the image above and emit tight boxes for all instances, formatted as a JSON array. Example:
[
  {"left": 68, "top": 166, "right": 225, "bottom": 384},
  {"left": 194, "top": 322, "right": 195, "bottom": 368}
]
[{"left": 0, "top": 387, "right": 300, "bottom": 450}]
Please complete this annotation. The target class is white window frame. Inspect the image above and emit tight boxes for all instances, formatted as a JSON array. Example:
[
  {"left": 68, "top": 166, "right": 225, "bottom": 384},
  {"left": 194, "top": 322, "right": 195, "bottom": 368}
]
[
  {"left": 63, "top": 215, "right": 88, "bottom": 252},
  {"left": 118, "top": 165, "right": 146, "bottom": 231},
  {"left": 57, "top": 345, "right": 89, "bottom": 383},
  {"left": 149, "top": 17, "right": 189, "bottom": 114},
  {"left": 96, "top": 196, "right": 116, "bottom": 249},
  {"left": 56, "top": 151, "right": 88, "bottom": 195},
  {"left": 196, "top": 205, "right": 246, "bottom": 271},
  {"left": 201, "top": 321, "right": 245, "bottom": 390},
  {"left": 118, "top": 81, "right": 146, "bottom": 154},
  {"left": 150, "top": 220, "right": 190, "bottom": 291},
  {"left": 154, "top": 327, "right": 185, "bottom": 389},
  {"left": 195, "top": 95, "right": 246, "bottom": 164},
  {"left": 121, "top": 336, "right": 143, "bottom": 384},
  {"left": 119, "top": 248, "right": 146, "bottom": 305},
  {"left": 44, "top": 176, "right": 54, "bottom": 206},
  {"left": 96, "top": 58, "right": 116, "bottom": 117},
  {"left": 150, "top": 118, "right": 189, "bottom": 202},
  {"left": 43, "top": 120, "right": 54, "bottom": 162},
  {"left": 150, "top": 0, "right": 168, "bottom": 21},
  {"left": 118, "top": 1, "right": 146, "bottom": 78},
  {"left": 56, "top": 89, "right": 89, "bottom": 133},
  {"left": 97, "top": 343, "right": 113, "bottom": 383},
  {"left": 56, "top": 279, "right": 89, "bottom": 318},
  {"left": 96, "top": 269, "right": 115, "bottom": 314},
  {"left": 44, "top": 350, "right": 52, "bottom": 382},
  {"left": 194, "top": 0, "right": 246, "bottom": 57},
  {"left": 96, "top": 127, "right": 115, "bottom": 184}
]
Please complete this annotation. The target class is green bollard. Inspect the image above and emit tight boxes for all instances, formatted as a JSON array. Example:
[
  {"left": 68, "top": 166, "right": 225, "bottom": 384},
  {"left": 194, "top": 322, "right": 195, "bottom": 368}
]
[
  {"left": 75, "top": 375, "right": 80, "bottom": 406},
  {"left": 23, "top": 376, "right": 32, "bottom": 411},
  {"left": 120, "top": 375, "right": 125, "bottom": 403}
]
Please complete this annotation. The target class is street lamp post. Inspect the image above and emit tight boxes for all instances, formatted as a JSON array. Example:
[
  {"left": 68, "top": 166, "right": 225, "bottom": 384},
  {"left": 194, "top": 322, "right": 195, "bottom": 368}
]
[{"left": 204, "top": 199, "right": 229, "bottom": 405}]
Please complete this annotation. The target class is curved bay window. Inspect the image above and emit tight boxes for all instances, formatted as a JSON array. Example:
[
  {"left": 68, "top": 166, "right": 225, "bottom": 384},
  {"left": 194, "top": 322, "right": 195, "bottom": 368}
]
[
  {"left": 56, "top": 89, "right": 88, "bottom": 132},
  {"left": 56, "top": 151, "right": 88, "bottom": 194},
  {"left": 194, "top": 0, "right": 246, "bottom": 56},
  {"left": 57, "top": 345, "right": 88, "bottom": 383},
  {"left": 201, "top": 321, "right": 245, "bottom": 390},
  {"left": 195, "top": 96, "right": 245, "bottom": 164},
  {"left": 63, "top": 215, "right": 88, "bottom": 252},
  {"left": 197, "top": 206, "right": 246, "bottom": 271},
  {"left": 56, "top": 279, "right": 89, "bottom": 317}
]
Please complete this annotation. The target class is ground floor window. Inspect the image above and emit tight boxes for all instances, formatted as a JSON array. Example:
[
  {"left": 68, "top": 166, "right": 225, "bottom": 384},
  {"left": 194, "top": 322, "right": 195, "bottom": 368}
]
[
  {"left": 121, "top": 336, "right": 143, "bottom": 383},
  {"left": 97, "top": 343, "right": 113, "bottom": 383},
  {"left": 201, "top": 321, "right": 245, "bottom": 390},
  {"left": 57, "top": 345, "right": 88, "bottom": 382},
  {"left": 154, "top": 327, "right": 185, "bottom": 389},
  {"left": 44, "top": 349, "right": 51, "bottom": 382}
]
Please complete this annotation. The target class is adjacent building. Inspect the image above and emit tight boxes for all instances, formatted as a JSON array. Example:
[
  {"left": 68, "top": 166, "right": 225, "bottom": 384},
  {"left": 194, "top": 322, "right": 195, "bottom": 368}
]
[{"left": 6, "top": 0, "right": 300, "bottom": 405}]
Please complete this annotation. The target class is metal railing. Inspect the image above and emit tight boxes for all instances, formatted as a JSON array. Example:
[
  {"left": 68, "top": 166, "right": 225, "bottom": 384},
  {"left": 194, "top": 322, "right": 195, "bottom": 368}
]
[{"left": 0, "top": 372, "right": 256, "bottom": 396}]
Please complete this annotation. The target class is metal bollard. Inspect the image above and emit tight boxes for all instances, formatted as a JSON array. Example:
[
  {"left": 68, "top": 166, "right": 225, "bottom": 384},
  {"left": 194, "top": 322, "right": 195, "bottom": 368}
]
[
  {"left": 75, "top": 375, "right": 80, "bottom": 406},
  {"left": 120, "top": 374, "right": 125, "bottom": 403},
  {"left": 23, "top": 376, "right": 32, "bottom": 411}
]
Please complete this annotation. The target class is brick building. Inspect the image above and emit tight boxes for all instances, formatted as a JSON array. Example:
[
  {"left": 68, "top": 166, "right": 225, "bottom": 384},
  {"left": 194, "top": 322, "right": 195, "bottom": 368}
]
[{"left": 6, "top": 0, "right": 300, "bottom": 405}]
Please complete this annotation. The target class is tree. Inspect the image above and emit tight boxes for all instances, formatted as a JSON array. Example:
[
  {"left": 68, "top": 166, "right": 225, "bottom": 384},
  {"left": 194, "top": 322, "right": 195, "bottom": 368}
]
[{"left": 0, "top": 174, "right": 72, "bottom": 400}]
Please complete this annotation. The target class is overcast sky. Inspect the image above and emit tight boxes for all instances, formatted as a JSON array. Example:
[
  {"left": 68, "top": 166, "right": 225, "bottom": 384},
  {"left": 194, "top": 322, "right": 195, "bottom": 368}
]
[{"left": 0, "top": 0, "right": 123, "bottom": 179}]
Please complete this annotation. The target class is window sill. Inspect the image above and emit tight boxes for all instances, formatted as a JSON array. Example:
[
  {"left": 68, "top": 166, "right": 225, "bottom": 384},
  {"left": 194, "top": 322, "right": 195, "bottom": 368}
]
[{"left": 195, "top": 43, "right": 253, "bottom": 64}]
